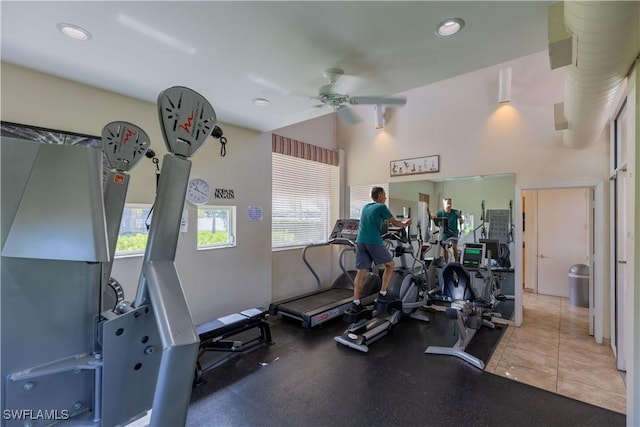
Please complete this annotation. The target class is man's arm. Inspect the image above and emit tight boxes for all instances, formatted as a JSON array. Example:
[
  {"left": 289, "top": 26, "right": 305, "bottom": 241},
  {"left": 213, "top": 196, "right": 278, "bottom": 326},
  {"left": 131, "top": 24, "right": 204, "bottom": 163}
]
[
  {"left": 431, "top": 210, "right": 446, "bottom": 220},
  {"left": 389, "top": 216, "right": 412, "bottom": 228}
]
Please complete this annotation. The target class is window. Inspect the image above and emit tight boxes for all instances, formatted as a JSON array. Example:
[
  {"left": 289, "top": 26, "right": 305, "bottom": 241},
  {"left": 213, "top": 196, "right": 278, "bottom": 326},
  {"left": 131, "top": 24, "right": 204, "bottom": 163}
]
[
  {"left": 349, "top": 184, "right": 389, "bottom": 219},
  {"left": 197, "top": 206, "right": 236, "bottom": 249},
  {"left": 116, "top": 204, "right": 152, "bottom": 256},
  {"left": 272, "top": 153, "right": 335, "bottom": 248}
]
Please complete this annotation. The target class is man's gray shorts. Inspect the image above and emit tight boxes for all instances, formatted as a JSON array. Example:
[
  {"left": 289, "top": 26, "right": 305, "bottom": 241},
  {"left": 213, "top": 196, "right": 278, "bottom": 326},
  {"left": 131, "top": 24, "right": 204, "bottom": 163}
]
[{"left": 355, "top": 243, "right": 392, "bottom": 269}]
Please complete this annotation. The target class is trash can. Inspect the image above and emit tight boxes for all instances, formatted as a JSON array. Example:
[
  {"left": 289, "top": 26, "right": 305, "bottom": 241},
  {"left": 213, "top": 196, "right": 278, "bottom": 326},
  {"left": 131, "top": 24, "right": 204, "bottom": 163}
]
[{"left": 569, "top": 264, "right": 589, "bottom": 308}]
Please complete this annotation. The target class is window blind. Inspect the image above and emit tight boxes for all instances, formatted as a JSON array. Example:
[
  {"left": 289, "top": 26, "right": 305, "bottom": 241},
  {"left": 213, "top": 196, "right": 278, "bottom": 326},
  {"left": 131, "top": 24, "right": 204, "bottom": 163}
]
[
  {"left": 349, "top": 184, "right": 389, "bottom": 219},
  {"left": 272, "top": 153, "right": 335, "bottom": 248}
]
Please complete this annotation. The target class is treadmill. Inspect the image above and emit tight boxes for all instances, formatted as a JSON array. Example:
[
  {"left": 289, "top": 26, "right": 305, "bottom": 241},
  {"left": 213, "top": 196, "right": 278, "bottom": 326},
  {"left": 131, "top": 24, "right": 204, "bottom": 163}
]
[{"left": 269, "top": 219, "right": 380, "bottom": 328}]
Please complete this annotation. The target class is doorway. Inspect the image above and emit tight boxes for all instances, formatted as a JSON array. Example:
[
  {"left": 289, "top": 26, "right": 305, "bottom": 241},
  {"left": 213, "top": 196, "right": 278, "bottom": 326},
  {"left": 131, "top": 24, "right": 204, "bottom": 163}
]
[
  {"left": 519, "top": 184, "right": 597, "bottom": 339},
  {"left": 523, "top": 187, "right": 590, "bottom": 297}
]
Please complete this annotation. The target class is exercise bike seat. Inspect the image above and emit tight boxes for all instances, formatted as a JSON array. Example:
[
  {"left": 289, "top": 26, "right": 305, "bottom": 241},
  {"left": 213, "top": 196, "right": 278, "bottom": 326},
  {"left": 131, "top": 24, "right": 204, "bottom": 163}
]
[{"left": 441, "top": 263, "right": 475, "bottom": 301}]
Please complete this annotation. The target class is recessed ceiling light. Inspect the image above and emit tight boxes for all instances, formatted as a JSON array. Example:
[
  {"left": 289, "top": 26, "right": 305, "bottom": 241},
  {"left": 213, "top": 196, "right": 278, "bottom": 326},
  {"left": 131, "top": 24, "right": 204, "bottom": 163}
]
[
  {"left": 253, "top": 98, "right": 270, "bottom": 106},
  {"left": 436, "top": 18, "right": 465, "bottom": 37},
  {"left": 57, "top": 23, "right": 92, "bottom": 41}
]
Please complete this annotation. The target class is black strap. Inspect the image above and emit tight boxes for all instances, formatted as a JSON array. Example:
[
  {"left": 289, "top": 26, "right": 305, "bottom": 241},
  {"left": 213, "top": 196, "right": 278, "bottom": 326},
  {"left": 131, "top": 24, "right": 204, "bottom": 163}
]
[{"left": 220, "top": 136, "right": 227, "bottom": 157}]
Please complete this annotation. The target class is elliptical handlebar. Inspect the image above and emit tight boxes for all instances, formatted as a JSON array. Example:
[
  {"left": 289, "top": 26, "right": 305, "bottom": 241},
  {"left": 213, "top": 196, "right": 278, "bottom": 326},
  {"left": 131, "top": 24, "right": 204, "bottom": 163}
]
[
  {"left": 389, "top": 232, "right": 429, "bottom": 288},
  {"left": 382, "top": 216, "right": 427, "bottom": 271},
  {"left": 382, "top": 227, "right": 408, "bottom": 244},
  {"left": 382, "top": 207, "right": 412, "bottom": 243}
]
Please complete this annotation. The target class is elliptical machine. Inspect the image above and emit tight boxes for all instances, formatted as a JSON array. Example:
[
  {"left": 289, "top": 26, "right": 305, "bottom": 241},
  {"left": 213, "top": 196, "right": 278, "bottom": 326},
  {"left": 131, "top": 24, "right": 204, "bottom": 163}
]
[
  {"left": 424, "top": 214, "right": 460, "bottom": 303},
  {"left": 334, "top": 223, "right": 430, "bottom": 353}
]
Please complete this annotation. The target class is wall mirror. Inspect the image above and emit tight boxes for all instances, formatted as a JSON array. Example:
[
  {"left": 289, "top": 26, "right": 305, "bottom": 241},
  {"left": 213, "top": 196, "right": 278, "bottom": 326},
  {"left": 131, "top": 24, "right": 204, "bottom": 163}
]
[
  {"left": 386, "top": 173, "right": 517, "bottom": 321},
  {"left": 388, "top": 174, "right": 515, "bottom": 244}
]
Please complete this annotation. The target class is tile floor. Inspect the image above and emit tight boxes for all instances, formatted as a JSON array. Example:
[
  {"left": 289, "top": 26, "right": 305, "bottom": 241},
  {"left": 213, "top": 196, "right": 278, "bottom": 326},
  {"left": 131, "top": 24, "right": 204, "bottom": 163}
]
[{"left": 486, "top": 291, "right": 627, "bottom": 414}]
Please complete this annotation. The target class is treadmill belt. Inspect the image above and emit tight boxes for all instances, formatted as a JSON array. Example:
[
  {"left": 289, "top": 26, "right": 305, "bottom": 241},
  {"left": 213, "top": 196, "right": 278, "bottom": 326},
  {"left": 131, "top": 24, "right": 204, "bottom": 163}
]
[{"left": 281, "top": 288, "right": 353, "bottom": 313}]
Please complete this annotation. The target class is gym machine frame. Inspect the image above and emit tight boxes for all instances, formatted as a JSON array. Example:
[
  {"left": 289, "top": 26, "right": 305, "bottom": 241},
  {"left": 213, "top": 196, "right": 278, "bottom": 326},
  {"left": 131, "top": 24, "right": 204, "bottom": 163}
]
[{"left": 1, "top": 86, "right": 216, "bottom": 426}]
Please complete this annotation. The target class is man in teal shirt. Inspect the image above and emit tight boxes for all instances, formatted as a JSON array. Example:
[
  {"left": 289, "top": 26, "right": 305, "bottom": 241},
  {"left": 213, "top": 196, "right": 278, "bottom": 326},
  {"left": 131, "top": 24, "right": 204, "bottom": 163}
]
[
  {"left": 432, "top": 197, "right": 464, "bottom": 262},
  {"left": 351, "top": 186, "right": 411, "bottom": 312}
]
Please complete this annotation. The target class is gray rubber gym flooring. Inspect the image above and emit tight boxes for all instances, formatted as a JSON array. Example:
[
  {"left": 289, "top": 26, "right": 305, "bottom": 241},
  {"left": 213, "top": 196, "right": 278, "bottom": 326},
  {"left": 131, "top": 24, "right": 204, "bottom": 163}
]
[{"left": 188, "top": 306, "right": 625, "bottom": 427}]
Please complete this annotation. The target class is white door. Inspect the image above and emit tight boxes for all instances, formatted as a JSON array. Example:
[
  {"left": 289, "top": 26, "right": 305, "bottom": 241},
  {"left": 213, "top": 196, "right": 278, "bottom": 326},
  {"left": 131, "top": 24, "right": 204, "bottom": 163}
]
[
  {"left": 615, "top": 169, "right": 628, "bottom": 370},
  {"left": 537, "top": 188, "right": 590, "bottom": 298},
  {"left": 523, "top": 190, "right": 538, "bottom": 292}
]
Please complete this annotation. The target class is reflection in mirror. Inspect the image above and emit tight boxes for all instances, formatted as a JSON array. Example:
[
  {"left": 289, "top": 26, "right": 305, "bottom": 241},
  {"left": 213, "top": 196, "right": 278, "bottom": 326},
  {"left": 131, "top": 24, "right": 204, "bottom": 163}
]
[{"left": 386, "top": 174, "right": 516, "bottom": 321}]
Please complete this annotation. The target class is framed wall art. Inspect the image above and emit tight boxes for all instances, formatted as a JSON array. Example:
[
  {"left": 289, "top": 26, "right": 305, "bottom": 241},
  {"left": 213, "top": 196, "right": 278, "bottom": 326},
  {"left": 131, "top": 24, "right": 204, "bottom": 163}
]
[{"left": 390, "top": 155, "right": 439, "bottom": 177}]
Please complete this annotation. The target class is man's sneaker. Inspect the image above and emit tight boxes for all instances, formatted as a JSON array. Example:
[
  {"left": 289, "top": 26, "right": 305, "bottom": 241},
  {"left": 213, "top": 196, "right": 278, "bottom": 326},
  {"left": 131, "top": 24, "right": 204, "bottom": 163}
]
[
  {"left": 348, "top": 302, "right": 364, "bottom": 313},
  {"left": 376, "top": 292, "right": 393, "bottom": 304}
]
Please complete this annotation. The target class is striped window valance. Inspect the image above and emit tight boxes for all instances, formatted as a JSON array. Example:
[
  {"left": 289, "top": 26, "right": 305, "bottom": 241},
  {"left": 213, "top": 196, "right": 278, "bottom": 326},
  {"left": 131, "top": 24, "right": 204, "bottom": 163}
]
[{"left": 272, "top": 134, "right": 339, "bottom": 166}]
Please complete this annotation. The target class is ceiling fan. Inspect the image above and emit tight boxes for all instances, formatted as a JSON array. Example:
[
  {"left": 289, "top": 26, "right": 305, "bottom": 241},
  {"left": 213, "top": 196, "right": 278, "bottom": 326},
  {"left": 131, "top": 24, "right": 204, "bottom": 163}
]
[{"left": 312, "top": 68, "right": 407, "bottom": 125}]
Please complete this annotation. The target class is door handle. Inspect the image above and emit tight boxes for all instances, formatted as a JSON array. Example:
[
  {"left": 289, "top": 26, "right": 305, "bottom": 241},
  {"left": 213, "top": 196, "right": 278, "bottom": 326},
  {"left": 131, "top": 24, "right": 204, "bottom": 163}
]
[
  {"left": 538, "top": 254, "right": 546, "bottom": 259},
  {"left": 618, "top": 260, "right": 627, "bottom": 264}
]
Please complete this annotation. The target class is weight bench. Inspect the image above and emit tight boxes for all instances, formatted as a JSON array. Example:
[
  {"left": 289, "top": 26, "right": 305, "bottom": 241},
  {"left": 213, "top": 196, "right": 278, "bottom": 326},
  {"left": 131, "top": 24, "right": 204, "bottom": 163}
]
[{"left": 194, "top": 307, "right": 274, "bottom": 385}]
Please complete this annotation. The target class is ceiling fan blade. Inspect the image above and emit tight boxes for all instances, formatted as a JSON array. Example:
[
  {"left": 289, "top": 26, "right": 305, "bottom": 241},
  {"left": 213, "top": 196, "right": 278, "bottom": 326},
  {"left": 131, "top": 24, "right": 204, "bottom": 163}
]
[
  {"left": 336, "top": 105, "right": 361, "bottom": 125},
  {"left": 349, "top": 96, "right": 407, "bottom": 106}
]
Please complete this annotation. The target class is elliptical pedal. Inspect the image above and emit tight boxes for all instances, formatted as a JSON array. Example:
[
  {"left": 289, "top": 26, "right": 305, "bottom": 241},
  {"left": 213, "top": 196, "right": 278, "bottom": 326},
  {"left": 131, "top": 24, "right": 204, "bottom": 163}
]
[{"left": 342, "top": 306, "right": 374, "bottom": 324}]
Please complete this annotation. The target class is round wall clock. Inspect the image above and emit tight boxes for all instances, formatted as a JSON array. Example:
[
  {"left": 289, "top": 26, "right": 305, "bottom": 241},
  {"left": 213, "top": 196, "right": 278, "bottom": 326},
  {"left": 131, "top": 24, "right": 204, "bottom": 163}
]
[{"left": 186, "top": 177, "right": 211, "bottom": 205}]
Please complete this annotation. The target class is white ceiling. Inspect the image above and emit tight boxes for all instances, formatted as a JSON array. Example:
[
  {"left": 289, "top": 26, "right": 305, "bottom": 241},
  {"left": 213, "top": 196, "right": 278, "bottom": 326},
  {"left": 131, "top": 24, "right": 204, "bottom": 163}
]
[{"left": 1, "top": 1, "right": 554, "bottom": 133}]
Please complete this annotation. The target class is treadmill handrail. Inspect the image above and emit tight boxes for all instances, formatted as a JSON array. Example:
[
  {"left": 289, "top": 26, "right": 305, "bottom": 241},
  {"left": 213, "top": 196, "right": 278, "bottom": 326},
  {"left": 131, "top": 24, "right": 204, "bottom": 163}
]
[
  {"left": 301, "top": 238, "right": 355, "bottom": 290},
  {"left": 328, "top": 237, "right": 356, "bottom": 246},
  {"left": 337, "top": 247, "right": 356, "bottom": 288}
]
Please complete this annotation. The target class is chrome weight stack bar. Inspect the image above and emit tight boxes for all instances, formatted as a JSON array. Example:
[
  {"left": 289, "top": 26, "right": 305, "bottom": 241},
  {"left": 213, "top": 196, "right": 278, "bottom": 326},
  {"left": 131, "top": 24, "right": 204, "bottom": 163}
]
[{"left": 133, "top": 86, "right": 216, "bottom": 426}]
